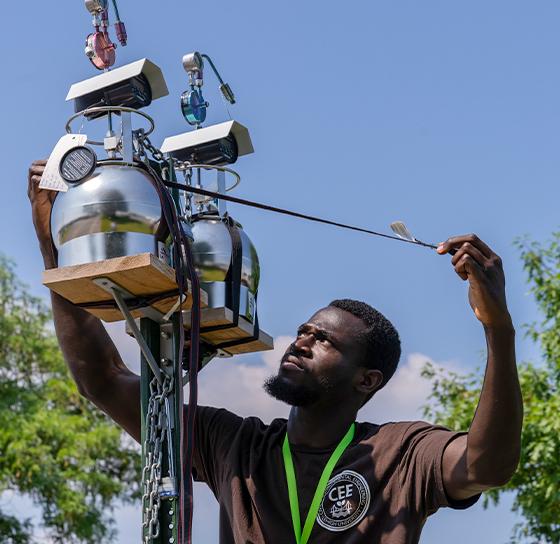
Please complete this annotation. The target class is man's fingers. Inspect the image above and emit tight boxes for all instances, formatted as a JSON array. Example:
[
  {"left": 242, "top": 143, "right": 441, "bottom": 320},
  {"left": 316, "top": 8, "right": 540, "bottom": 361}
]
[
  {"left": 454, "top": 253, "right": 485, "bottom": 282},
  {"left": 29, "top": 166, "right": 46, "bottom": 177},
  {"left": 28, "top": 167, "right": 46, "bottom": 193},
  {"left": 438, "top": 234, "right": 494, "bottom": 258},
  {"left": 451, "top": 242, "right": 488, "bottom": 269},
  {"left": 28, "top": 175, "right": 43, "bottom": 198},
  {"left": 454, "top": 253, "right": 469, "bottom": 281},
  {"left": 28, "top": 160, "right": 48, "bottom": 180},
  {"left": 28, "top": 160, "right": 47, "bottom": 198}
]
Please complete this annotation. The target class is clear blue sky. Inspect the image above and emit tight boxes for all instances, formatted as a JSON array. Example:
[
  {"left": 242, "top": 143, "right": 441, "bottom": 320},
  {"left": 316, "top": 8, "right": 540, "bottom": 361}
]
[{"left": 1, "top": 1, "right": 558, "bottom": 542}]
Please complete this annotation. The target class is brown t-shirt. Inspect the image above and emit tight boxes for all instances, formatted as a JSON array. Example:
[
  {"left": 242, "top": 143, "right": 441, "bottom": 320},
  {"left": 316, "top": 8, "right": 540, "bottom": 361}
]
[{"left": 192, "top": 406, "right": 480, "bottom": 543}]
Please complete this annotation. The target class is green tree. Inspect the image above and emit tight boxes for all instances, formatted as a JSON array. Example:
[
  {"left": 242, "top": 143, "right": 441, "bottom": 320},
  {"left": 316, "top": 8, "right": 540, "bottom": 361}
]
[
  {"left": 0, "top": 255, "right": 141, "bottom": 543},
  {"left": 422, "top": 235, "right": 560, "bottom": 543}
]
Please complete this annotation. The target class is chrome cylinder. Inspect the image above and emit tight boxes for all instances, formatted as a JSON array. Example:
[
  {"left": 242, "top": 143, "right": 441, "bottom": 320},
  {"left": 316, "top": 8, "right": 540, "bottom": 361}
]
[
  {"left": 51, "top": 161, "right": 166, "bottom": 267},
  {"left": 191, "top": 215, "right": 260, "bottom": 323}
]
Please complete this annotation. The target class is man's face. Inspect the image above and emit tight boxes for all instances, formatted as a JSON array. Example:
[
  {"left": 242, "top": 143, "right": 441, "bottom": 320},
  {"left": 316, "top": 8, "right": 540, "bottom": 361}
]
[{"left": 264, "top": 306, "right": 367, "bottom": 407}]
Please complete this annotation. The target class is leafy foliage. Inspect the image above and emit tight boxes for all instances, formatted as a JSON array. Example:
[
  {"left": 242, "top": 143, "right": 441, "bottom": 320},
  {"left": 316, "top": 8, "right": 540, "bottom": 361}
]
[
  {"left": 0, "top": 255, "right": 141, "bottom": 543},
  {"left": 0, "top": 512, "right": 31, "bottom": 544},
  {"left": 422, "top": 235, "right": 560, "bottom": 543}
]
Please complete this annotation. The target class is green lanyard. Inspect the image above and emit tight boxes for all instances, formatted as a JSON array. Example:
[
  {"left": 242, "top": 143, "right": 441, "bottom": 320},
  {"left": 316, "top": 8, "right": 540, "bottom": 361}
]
[{"left": 282, "top": 423, "right": 355, "bottom": 544}]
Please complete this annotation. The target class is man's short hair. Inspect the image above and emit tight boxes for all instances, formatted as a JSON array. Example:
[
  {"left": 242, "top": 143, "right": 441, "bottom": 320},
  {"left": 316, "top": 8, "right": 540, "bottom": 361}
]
[{"left": 329, "top": 299, "right": 401, "bottom": 397}]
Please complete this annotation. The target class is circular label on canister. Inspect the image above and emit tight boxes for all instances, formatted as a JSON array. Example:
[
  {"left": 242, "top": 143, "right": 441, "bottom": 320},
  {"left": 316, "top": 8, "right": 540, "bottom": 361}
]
[{"left": 59, "top": 146, "right": 97, "bottom": 183}]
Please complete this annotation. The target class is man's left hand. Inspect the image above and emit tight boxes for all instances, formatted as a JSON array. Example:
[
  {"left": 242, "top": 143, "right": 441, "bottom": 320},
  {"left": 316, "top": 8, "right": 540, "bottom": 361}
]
[{"left": 437, "top": 234, "right": 512, "bottom": 330}]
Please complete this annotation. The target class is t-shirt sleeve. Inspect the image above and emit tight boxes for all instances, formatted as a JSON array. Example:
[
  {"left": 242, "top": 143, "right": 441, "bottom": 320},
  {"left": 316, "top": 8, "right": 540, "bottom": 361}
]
[
  {"left": 191, "top": 405, "right": 244, "bottom": 495},
  {"left": 398, "top": 421, "right": 480, "bottom": 516}
]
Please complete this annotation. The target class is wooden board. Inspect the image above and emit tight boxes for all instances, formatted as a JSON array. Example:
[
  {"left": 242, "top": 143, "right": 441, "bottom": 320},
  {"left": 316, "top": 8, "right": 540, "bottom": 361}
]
[
  {"left": 43, "top": 253, "right": 208, "bottom": 322},
  {"left": 182, "top": 307, "right": 274, "bottom": 355},
  {"left": 125, "top": 306, "right": 274, "bottom": 355}
]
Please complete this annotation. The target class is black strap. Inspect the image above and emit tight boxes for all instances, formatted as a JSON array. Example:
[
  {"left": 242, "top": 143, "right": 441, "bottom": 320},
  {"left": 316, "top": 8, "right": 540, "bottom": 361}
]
[
  {"left": 197, "top": 214, "right": 261, "bottom": 350},
  {"left": 225, "top": 215, "right": 242, "bottom": 325},
  {"left": 215, "top": 308, "right": 260, "bottom": 350},
  {"left": 77, "top": 288, "right": 179, "bottom": 311}
]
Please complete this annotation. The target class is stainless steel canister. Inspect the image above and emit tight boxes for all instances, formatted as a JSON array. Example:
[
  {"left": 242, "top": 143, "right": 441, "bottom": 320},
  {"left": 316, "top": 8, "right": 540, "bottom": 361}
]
[
  {"left": 51, "top": 161, "right": 167, "bottom": 267},
  {"left": 190, "top": 214, "right": 259, "bottom": 323}
]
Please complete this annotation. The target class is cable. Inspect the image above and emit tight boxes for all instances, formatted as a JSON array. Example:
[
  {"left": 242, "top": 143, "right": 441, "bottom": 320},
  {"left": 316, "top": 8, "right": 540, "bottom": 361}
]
[
  {"left": 110, "top": 0, "right": 121, "bottom": 20},
  {"left": 162, "top": 180, "right": 437, "bottom": 250}
]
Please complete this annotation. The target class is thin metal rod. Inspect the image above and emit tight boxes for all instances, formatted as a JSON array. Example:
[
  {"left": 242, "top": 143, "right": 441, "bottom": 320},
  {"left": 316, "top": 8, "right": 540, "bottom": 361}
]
[
  {"left": 110, "top": 288, "right": 163, "bottom": 384},
  {"left": 164, "top": 180, "right": 437, "bottom": 250}
]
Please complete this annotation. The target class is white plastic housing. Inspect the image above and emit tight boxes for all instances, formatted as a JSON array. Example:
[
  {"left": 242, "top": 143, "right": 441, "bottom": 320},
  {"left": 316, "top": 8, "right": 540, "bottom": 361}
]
[
  {"left": 66, "top": 58, "right": 169, "bottom": 103},
  {"left": 160, "top": 120, "right": 254, "bottom": 160}
]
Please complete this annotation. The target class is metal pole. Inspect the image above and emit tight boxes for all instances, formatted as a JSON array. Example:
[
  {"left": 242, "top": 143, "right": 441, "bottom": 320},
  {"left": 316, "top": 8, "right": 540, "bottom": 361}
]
[
  {"left": 140, "top": 318, "right": 162, "bottom": 543},
  {"left": 112, "top": 288, "right": 162, "bottom": 384},
  {"left": 140, "top": 318, "right": 180, "bottom": 544}
]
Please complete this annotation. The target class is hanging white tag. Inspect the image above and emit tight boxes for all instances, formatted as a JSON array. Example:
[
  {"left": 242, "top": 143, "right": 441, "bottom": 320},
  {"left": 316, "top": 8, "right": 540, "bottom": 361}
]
[
  {"left": 39, "top": 134, "right": 88, "bottom": 192},
  {"left": 157, "top": 241, "right": 171, "bottom": 265}
]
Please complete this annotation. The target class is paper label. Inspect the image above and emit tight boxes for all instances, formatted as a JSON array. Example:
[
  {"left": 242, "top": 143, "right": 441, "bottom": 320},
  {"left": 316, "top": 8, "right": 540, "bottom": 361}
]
[
  {"left": 158, "top": 241, "right": 170, "bottom": 265},
  {"left": 247, "top": 291, "right": 256, "bottom": 323},
  {"left": 39, "top": 134, "right": 88, "bottom": 192}
]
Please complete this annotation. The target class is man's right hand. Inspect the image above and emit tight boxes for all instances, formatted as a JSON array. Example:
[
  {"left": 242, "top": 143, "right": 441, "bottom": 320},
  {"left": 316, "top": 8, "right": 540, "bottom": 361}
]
[{"left": 27, "top": 160, "right": 57, "bottom": 269}]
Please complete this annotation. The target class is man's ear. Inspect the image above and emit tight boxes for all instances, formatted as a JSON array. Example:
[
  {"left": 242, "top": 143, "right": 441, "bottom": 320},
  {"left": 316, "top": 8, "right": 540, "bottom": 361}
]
[{"left": 355, "top": 368, "right": 384, "bottom": 396}]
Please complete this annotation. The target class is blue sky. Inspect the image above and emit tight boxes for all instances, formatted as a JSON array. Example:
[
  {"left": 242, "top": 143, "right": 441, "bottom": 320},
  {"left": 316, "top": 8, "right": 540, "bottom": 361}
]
[{"left": 1, "top": 1, "right": 558, "bottom": 542}]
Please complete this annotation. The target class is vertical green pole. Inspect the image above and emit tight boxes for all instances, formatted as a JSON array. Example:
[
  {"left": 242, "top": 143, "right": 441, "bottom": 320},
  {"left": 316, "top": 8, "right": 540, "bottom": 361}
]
[
  {"left": 141, "top": 318, "right": 181, "bottom": 544},
  {"left": 140, "top": 160, "right": 184, "bottom": 543},
  {"left": 140, "top": 317, "right": 160, "bottom": 543},
  {"left": 159, "top": 316, "right": 181, "bottom": 544}
]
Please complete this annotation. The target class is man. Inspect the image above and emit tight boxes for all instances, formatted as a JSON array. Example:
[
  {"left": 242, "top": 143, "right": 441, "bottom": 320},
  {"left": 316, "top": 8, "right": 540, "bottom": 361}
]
[{"left": 28, "top": 160, "right": 522, "bottom": 543}]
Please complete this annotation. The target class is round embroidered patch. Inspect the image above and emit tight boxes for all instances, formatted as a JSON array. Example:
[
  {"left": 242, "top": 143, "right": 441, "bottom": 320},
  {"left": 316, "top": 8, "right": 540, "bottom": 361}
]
[{"left": 316, "top": 470, "right": 370, "bottom": 532}]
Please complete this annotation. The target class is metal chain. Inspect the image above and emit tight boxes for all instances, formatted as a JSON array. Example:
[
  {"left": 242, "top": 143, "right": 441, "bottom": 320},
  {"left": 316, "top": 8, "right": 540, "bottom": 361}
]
[
  {"left": 135, "top": 130, "right": 190, "bottom": 169},
  {"left": 135, "top": 129, "right": 166, "bottom": 163},
  {"left": 142, "top": 373, "right": 173, "bottom": 543}
]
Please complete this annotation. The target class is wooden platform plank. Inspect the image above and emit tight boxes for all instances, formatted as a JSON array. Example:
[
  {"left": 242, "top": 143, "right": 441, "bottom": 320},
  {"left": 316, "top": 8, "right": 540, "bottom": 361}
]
[
  {"left": 124, "top": 306, "right": 273, "bottom": 355},
  {"left": 221, "top": 330, "right": 274, "bottom": 355},
  {"left": 42, "top": 253, "right": 207, "bottom": 322},
  {"left": 182, "top": 307, "right": 274, "bottom": 355}
]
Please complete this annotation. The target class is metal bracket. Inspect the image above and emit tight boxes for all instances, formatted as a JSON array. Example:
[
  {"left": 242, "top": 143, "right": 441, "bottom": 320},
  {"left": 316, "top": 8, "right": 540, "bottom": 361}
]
[
  {"left": 216, "top": 169, "right": 227, "bottom": 216},
  {"left": 121, "top": 111, "right": 134, "bottom": 163},
  {"left": 93, "top": 277, "right": 163, "bottom": 384},
  {"left": 92, "top": 277, "right": 165, "bottom": 322}
]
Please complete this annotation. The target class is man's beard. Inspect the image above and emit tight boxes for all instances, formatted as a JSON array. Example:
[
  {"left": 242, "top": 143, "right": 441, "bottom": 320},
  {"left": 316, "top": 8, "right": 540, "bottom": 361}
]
[{"left": 263, "top": 373, "right": 332, "bottom": 407}]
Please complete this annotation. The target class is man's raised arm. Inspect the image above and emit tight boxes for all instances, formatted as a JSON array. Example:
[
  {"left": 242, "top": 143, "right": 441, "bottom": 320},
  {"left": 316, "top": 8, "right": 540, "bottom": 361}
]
[
  {"left": 437, "top": 234, "right": 522, "bottom": 501},
  {"left": 28, "top": 160, "right": 141, "bottom": 442}
]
